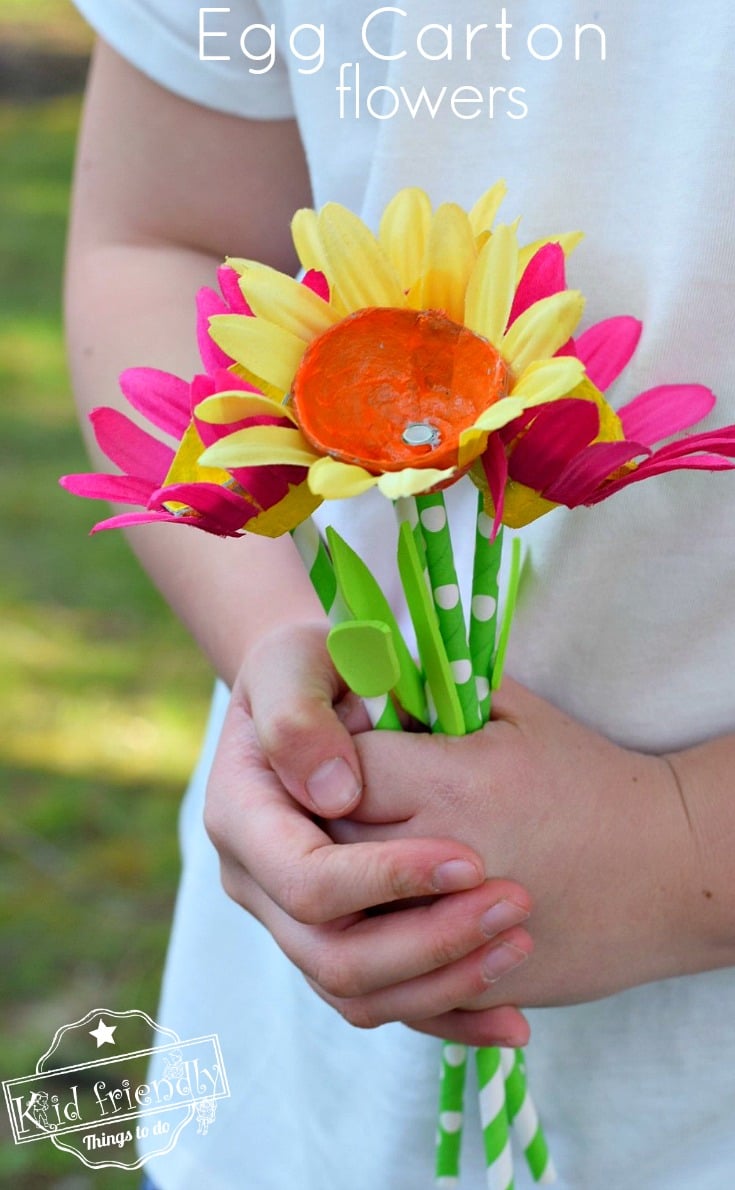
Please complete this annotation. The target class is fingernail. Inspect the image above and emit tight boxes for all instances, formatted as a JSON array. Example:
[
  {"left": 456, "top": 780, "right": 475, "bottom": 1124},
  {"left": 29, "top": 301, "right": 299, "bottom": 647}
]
[
  {"left": 306, "top": 757, "right": 361, "bottom": 814},
  {"left": 432, "top": 860, "right": 482, "bottom": 893},
  {"left": 482, "top": 942, "right": 529, "bottom": 984},
  {"left": 480, "top": 900, "right": 530, "bottom": 938}
]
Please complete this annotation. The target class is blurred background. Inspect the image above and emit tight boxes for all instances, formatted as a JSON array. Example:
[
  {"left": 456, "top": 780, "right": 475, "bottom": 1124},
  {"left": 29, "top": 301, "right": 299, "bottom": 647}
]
[{"left": 1, "top": 3, "right": 213, "bottom": 1184}]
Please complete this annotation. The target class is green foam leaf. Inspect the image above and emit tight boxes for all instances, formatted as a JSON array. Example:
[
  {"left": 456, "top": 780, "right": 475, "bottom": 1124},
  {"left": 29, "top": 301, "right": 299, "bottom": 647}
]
[
  {"left": 492, "top": 536, "right": 523, "bottom": 691},
  {"left": 327, "top": 621, "right": 400, "bottom": 698},
  {"left": 326, "top": 526, "right": 428, "bottom": 724}
]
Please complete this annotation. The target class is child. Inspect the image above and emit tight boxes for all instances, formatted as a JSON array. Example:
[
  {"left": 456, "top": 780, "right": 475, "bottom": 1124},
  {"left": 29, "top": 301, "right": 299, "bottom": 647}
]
[{"left": 68, "top": 3, "right": 735, "bottom": 1187}]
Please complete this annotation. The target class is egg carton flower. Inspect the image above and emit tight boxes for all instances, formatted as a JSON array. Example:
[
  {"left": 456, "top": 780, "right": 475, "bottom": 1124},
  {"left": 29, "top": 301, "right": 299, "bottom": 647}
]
[
  {"left": 60, "top": 268, "right": 324, "bottom": 536},
  {"left": 470, "top": 243, "right": 735, "bottom": 536},
  {"left": 195, "top": 183, "right": 587, "bottom": 507}
]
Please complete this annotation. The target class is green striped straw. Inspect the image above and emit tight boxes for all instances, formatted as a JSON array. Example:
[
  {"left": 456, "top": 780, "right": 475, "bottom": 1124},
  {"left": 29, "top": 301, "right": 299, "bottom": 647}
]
[
  {"left": 476, "top": 1047, "right": 514, "bottom": 1190},
  {"left": 291, "top": 519, "right": 342, "bottom": 619},
  {"left": 436, "top": 1043, "right": 469, "bottom": 1188},
  {"left": 469, "top": 495, "right": 503, "bottom": 724},
  {"left": 501, "top": 1049, "right": 556, "bottom": 1184},
  {"left": 414, "top": 491, "right": 482, "bottom": 735},
  {"left": 395, "top": 495, "right": 428, "bottom": 574},
  {"left": 395, "top": 496, "right": 438, "bottom": 727},
  {"left": 291, "top": 521, "right": 401, "bottom": 730}
]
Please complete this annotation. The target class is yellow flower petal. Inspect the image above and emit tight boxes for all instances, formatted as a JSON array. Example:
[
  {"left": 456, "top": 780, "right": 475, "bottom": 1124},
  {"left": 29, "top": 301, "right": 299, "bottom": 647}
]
[
  {"left": 164, "top": 423, "right": 231, "bottom": 487},
  {"left": 409, "top": 203, "right": 477, "bottom": 323},
  {"left": 195, "top": 391, "right": 296, "bottom": 426},
  {"left": 291, "top": 209, "right": 350, "bottom": 317},
  {"left": 208, "top": 315, "right": 306, "bottom": 398},
  {"left": 307, "top": 456, "right": 379, "bottom": 498},
  {"left": 466, "top": 398, "right": 526, "bottom": 434},
  {"left": 469, "top": 180, "right": 508, "bottom": 236},
  {"left": 235, "top": 262, "right": 339, "bottom": 342},
  {"left": 464, "top": 223, "right": 519, "bottom": 346},
  {"left": 501, "top": 291, "right": 585, "bottom": 375},
  {"left": 509, "top": 357, "right": 586, "bottom": 407},
  {"left": 517, "top": 231, "right": 584, "bottom": 278},
  {"left": 200, "top": 425, "right": 319, "bottom": 470},
  {"left": 376, "top": 467, "right": 456, "bottom": 499},
  {"left": 291, "top": 208, "right": 327, "bottom": 274},
  {"left": 379, "top": 187, "right": 432, "bottom": 290},
  {"left": 568, "top": 376, "right": 625, "bottom": 442},
  {"left": 501, "top": 479, "right": 559, "bottom": 528},
  {"left": 246, "top": 481, "right": 322, "bottom": 538},
  {"left": 457, "top": 427, "right": 490, "bottom": 471},
  {"left": 318, "top": 202, "right": 405, "bottom": 312}
]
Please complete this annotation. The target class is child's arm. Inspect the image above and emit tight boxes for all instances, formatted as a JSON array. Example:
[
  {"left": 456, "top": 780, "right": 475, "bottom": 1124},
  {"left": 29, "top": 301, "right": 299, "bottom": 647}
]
[{"left": 66, "top": 41, "right": 534, "bottom": 1047}]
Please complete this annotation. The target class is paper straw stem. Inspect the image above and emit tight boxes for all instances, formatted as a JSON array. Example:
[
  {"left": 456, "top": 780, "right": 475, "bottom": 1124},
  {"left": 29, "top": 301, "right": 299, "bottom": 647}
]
[
  {"left": 469, "top": 493, "right": 503, "bottom": 723},
  {"left": 291, "top": 520, "right": 343, "bottom": 619},
  {"left": 414, "top": 492, "right": 482, "bottom": 735},
  {"left": 435, "top": 1043, "right": 468, "bottom": 1186},
  {"left": 395, "top": 496, "right": 427, "bottom": 570},
  {"left": 476, "top": 1047, "right": 514, "bottom": 1190},
  {"left": 501, "top": 1050, "right": 556, "bottom": 1184},
  {"left": 362, "top": 693, "right": 403, "bottom": 731}
]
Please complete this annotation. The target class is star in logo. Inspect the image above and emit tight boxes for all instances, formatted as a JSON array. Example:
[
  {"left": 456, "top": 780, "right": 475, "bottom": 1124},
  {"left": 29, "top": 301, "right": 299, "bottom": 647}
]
[{"left": 89, "top": 1019, "right": 117, "bottom": 1048}]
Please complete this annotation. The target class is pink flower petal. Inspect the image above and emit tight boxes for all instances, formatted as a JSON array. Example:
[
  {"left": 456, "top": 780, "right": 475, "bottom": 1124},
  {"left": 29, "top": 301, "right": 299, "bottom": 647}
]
[
  {"left": 196, "top": 287, "right": 237, "bottom": 374},
  {"left": 618, "top": 384, "right": 716, "bottom": 446},
  {"left": 575, "top": 317, "right": 642, "bottom": 391},
  {"left": 589, "top": 452, "right": 735, "bottom": 502},
  {"left": 652, "top": 428, "right": 735, "bottom": 461},
  {"left": 229, "top": 464, "right": 306, "bottom": 511},
  {"left": 119, "top": 367, "right": 191, "bottom": 437},
  {"left": 508, "top": 399, "right": 599, "bottom": 491},
  {"left": 218, "top": 265, "right": 252, "bottom": 315},
  {"left": 544, "top": 440, "right": 648, "bottom": 506},
  {"left": 508, "top": 243, "right": 566, "bottom": 327},
  {"left": 303, "top": 269, "right": 330, "bottom": 302},
  {"left": 89, "top": 510, "right": 229, "bottom": 534},
  {"left": 59, "top": 473, "right": 154, "bottom": 505},
  {"left": 89, "top": 408, "right": 174, "bottom": 482},
  {"left": 149, "top": 481, "right": 255, "bottom": 533}
]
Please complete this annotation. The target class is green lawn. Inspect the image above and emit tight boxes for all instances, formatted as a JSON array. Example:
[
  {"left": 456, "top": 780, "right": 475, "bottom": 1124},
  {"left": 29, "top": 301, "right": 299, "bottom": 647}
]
[
  {"left": 0, "top": 0, "right": 92, "bottom": 50},
  {"left": 1, "top": 78, "right": 213, "bottom": 1190}
]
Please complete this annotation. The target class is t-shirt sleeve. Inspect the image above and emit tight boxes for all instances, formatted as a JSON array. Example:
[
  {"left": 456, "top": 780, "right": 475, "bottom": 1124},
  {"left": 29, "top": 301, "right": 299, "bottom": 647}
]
[{"left": 73, "top": 0, "right": 295, "bottom": 119}]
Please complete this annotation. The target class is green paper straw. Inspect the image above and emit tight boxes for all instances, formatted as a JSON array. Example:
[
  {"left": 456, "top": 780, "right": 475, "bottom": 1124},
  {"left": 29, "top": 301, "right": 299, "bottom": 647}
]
[
  {"left": 476, "top": 1047, "right": 514, "bottom": 1190},
  {"left": 395, "top": 495, "right": 428, "bottom": 571},
  {"left": 414, "top": 492, "right": 482, "bottom": 735},
  {"left": 435, "top": 1043, "right": 468, "bottom": 1187},
  {"left": 292, "top": 520, "right": 342, "bottom": 618},
  {"left": 363, "top": 692, "right": 402, "bottom": 731},
  {"left": 501, "top": 1050, "right": 556, "bottom": 1184},
  {"left": 469, "top": 494, "right": 503, "bottom": 724}
]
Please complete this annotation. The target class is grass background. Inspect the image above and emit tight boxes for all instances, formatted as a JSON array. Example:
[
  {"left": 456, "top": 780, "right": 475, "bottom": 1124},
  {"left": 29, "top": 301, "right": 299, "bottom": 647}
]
[{"left": 1, "top": 4, "right": 214, "bottom": 1184}]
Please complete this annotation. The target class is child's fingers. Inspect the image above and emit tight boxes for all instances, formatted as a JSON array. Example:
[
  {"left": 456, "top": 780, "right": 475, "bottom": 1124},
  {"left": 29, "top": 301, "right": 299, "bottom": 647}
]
[
  {"left": 241, "top": 620, "right": 370, "bottom": 817},
  {"left": 230, "top": 863, "right": 532, "bottom": 1032},
  {"left": 274, "top": 884, "right": 531, "bottom": 999},
  {"left": 406, "top": 1004, "right": 531, "bottom": 1049},
  {"left": 308, "top": 925, "right": 533, "bottom": 1032},
  {"left": 204, "top": 699, "right": 487, "bottom": 926}
]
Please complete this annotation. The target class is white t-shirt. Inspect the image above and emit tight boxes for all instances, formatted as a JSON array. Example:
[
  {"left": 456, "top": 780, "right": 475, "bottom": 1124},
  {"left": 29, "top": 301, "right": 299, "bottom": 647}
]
[{"left": 74, "top": 2, "right": 735, "bottom": 1187}]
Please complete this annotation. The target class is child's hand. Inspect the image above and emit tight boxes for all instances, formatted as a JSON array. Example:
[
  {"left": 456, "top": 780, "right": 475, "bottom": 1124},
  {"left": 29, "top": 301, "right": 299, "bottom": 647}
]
[
  {"left": 332, "top": 677, "right": 703, "bottom": 1016},
  {"left": 203, "top": 624, "right": 535, "bottom": 1047}
]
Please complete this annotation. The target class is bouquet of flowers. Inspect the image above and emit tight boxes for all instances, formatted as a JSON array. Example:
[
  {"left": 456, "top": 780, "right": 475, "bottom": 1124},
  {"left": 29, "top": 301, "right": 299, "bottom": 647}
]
[{"left": 62, "top": 181, "right": 735, "bottom": 1188}]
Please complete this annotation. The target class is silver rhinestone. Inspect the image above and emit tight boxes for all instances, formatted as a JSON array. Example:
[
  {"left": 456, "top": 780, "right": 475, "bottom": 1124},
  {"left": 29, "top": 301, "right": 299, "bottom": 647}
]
[{"left": 402, "top": 422, "right": 441, "bottom": 447}]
